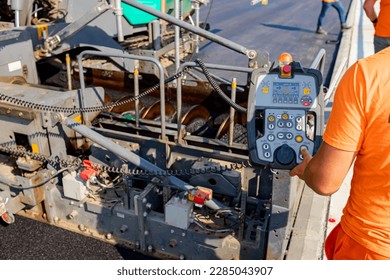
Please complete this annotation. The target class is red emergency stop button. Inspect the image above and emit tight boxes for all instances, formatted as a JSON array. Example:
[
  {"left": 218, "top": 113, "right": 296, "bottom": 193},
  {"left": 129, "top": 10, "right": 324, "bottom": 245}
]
[{"left": 283, "top": 64, "right": 291, "bottom": 74}]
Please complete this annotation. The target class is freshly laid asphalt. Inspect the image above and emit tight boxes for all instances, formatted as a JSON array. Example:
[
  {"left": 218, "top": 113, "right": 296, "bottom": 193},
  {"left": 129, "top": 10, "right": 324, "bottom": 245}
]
[{"left": 0, "top": 0, "right": 353, "bottom": 260}]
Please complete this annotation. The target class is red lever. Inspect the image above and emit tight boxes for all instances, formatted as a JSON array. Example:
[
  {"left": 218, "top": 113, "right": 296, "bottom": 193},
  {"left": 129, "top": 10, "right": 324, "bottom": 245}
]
[{"left": 79, "top": 160, "right": 98, "bottom": 181}]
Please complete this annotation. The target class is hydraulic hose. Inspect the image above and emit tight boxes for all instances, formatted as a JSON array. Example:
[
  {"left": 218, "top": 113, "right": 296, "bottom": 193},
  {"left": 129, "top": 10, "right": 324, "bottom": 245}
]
[{"left": 195, "top": 59, "right": 247, "bottom": 114}]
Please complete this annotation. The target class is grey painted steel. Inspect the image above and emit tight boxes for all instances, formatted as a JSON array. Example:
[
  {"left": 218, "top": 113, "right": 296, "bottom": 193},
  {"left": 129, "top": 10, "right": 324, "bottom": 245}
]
[
  {"left": 174, "top": 0, "right": 180, "bottom": 71},
  {"left": 62, "top": 117, "right": 193, "bottom": 192},
  {"left": 194, "top": 1, "right": 200, "bottom": 53},
  {"left": 310, "top": 48, "right": 326, "bottom": 76},
  {"left": 114, "top": 0, "right": 124, "bottom": 42},
  {"left": 152, "top": 20, "right": 161, "bottom": 50},
  {"left": 122, "top": 0, "right": 257, "bottom": 58},
  {"left": 0, "top": 30, "right": 39, "bottom": 84},
  {"left": 45, "top": 1, "right": 111, "bottom": 51}
]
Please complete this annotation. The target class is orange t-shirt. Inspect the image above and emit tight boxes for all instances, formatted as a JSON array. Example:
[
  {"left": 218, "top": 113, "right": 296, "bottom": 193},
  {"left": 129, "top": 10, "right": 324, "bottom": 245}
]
[
  {"left": 323, "top": 48, "right": 390, "bottom": 257},
  {"left": 376, "top": 0, "right": 390, "bottom": 37}
]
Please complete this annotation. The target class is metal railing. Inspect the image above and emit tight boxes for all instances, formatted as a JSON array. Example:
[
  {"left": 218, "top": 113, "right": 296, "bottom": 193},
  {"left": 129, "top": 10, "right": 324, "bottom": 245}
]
[
  {"left": 76, "top": 50, "right": 168, "bottom": 140},
  {"left": 310, "top": 48, "right": 326, "bottom": 75}
]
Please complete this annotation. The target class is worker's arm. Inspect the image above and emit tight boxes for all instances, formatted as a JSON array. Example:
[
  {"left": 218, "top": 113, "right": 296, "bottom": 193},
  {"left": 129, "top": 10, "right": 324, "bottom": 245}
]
[
  {"left": 290, "top": 143, "right": 357, "bottom": 196},
  {"left": 363, "top": 0, "right": 378, "bottom": 22}
]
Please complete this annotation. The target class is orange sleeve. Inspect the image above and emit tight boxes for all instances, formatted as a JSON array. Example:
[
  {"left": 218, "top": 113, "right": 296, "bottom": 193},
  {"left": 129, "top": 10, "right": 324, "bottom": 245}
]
[
  {"left": 323, "top": 62, "right": 366, "bottom": 152},
  {"left": 376, "top": 1, "right": 390, "bottom": 37}
]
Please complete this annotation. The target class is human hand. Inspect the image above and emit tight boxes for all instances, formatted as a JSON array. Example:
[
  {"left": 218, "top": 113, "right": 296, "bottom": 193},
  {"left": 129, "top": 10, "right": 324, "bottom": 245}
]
[{"left": 289, "top": 147, "right": 312, "bottom": 180}]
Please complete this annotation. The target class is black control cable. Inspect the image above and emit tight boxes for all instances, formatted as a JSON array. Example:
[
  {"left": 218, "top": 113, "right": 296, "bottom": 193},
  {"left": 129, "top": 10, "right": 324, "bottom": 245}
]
[{"left": 195, "top": 58, "right": 247, "bottom": 114}]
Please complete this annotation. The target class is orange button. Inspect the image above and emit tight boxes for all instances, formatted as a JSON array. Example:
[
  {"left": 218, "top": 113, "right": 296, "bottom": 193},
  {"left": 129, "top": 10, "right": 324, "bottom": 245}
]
[{"left": 295, "top": 135, "right": 303, "bottom": 143}]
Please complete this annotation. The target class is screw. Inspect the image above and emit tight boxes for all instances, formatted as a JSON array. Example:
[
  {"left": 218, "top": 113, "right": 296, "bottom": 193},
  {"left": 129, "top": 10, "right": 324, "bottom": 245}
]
[
  {"left": 120, "top": 225, "right": 128, "bottom": 233},
  {"left": 68, "top": 210, "right": 78, "bottom": 220}
]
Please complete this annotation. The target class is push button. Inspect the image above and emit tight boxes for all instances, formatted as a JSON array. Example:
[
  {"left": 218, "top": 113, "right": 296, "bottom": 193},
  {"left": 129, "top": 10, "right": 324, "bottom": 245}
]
[
  {"left": 277, "top": 132, "right": 285, "bottom": 139},
  {"left": 267, "top": 134, "right": 275, "bottom": 141},
  {"left": 295, "top": 135, "right": 303, "bottom": 143}
]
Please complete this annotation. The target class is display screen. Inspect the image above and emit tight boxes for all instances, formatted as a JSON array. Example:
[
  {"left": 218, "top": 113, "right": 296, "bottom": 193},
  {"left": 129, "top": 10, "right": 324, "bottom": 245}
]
[{"left": 273, "top": 82, "right": 299, "bottom": 96}]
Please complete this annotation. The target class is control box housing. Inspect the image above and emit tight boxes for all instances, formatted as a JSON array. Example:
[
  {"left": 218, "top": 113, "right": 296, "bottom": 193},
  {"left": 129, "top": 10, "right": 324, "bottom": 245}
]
[{"left": 247, "top": 62, "right": 324, "bottom": 169}]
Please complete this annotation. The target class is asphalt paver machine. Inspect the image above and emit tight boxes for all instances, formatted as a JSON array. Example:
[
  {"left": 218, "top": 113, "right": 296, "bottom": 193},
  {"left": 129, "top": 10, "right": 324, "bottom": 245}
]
[{"left": 0, "top": 0, "right": 324, "bottom": 259}]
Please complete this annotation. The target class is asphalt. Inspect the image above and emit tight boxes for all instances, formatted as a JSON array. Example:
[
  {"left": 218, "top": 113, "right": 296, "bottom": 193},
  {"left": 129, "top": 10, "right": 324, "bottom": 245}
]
[
  {"left": 195, "top": 0, "right": 352, "bottom": 86},
  {"left": 0, "top": 0, "right": 357, "bottom": 260}
]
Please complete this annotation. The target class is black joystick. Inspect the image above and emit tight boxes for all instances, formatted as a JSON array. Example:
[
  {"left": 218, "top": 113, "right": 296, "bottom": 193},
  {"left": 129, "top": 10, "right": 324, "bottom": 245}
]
[{"left": 274, "top": 144, "right": 296, "bottom": 166}]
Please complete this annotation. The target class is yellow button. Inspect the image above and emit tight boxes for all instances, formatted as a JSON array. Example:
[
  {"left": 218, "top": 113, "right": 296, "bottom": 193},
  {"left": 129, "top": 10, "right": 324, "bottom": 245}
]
[
  {"left": 303, "top": 88, "right": 310, "bottom": 95},
  {"left": 282, "top": 113, "right": 289, "bottom": 120},
  {"left": 295, "top": 136, "right": 303, "bottom": 143},
  {"left": 262, "top": 87, "right": 269, "bottom": 94},
  {"left": 268, "top": 115, "right": 275, "bottom": 122}
]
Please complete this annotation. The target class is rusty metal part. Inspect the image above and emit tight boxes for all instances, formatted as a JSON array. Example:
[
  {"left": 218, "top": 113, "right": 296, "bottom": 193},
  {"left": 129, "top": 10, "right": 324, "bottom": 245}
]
[
  {"left": 141, "top": 100, "right": 175, "bottom": 120},
  {"left": 181, "top": 105, "right": 210, "bottom": 135},
  {"left": 0, "top": 76, "right": 28, "bottom": 85},
  {"left": 109, "top": 95, "right": 143, "bottom": 114},
  {"left": 181, "top": 105, "right": 210, "bottom": 125}
]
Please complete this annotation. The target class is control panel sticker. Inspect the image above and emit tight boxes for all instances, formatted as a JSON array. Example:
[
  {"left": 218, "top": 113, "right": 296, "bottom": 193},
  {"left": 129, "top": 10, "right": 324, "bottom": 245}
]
[
  {"left": 255, "top": 74, "right": 318, "bottom": 109},
  {"left": 8, "top": 61, "right": 22, "bottom": 72}
]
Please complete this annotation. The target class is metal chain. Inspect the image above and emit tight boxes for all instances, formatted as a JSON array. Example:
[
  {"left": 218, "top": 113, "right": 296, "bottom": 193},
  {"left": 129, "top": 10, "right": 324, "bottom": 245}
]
[
  {"left": 0, "top": 144, "right": 251, "bottom": 177},
  {"left": 0, "top": 69, "right": 188, "bottom": 114}
]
